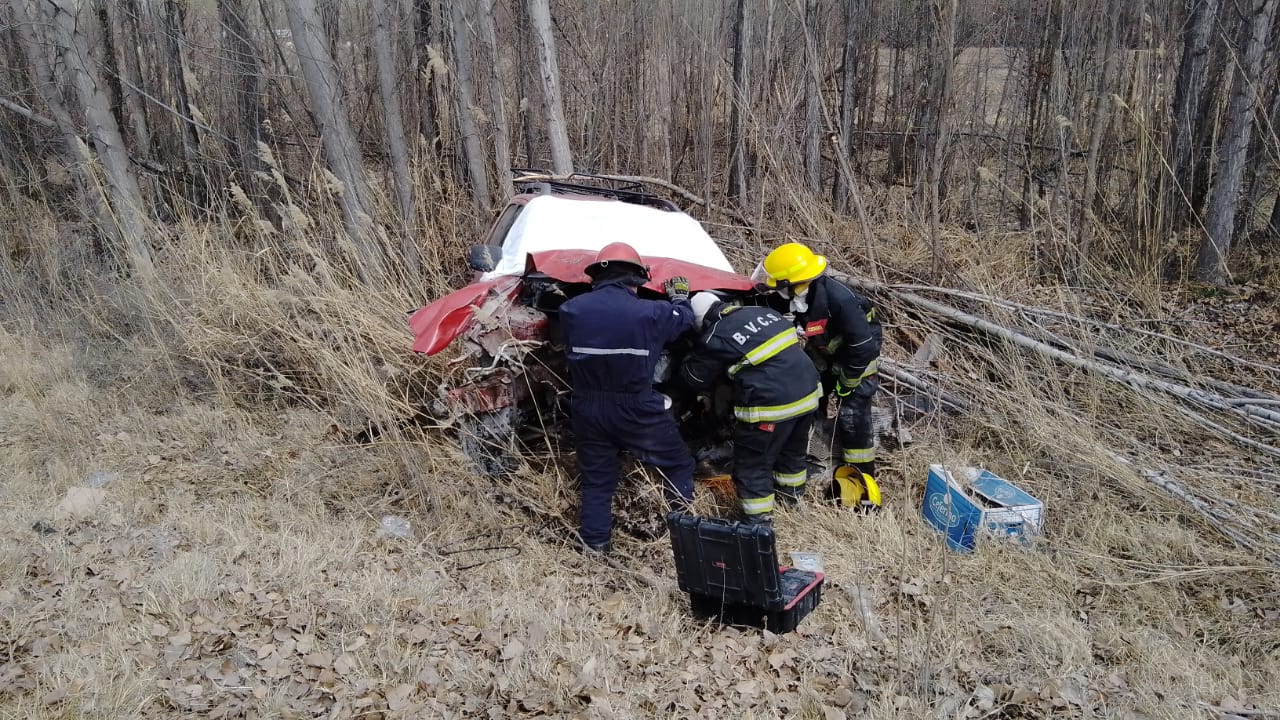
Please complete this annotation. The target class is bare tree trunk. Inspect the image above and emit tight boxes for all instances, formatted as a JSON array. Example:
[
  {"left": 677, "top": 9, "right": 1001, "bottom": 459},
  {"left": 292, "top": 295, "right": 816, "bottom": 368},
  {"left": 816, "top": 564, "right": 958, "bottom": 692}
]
[
  {"left": 476, "top": 0, "right": 514, "bottom": 197},
  {"left": 284, "top": 0, "right": 383, "bottom": 278},
  {"left": 373, "top": 0, "right": 417, "bottom": 224},
  {"left": 216, "top": 0, "right": 270, "bottom": 185},
  {"left": 834, "top": 0, "right": 867, "bottom": 210},
  {"left": 449, "top": 0, "right": 493, "bottom": 212},
  {"left": 162, "top": 0, "right": 201, "bottom": 162},
  {"left": 1079, "top": 4, "right": 1120, "bottom": 264},
  {"left": 103, "top": 0, "right": 152, "bottom": 159},
  {"left": 1237, "top": 67, "right": 1280, "bottom": 242},
  {"left": 727, "top": 0, "right": 753, "bottom": 199},
  {"left": 915, "top": 0, "right": 958, "bottom": 278},
  {"left": 1197, "top": 0, "right": 1279, "bottom": 284},
  {"left": 413, "top": 0, "right": 441, "bottom": 156},
  {"left": 640, "top": 0, "right": 674, "bottom": 179},
  {"left": 1168, "top": 0, "right": 1220, "bottom": 230},
  {"left": 45, "top": 0, "right": 155, "bottom": 279},
  {"left": 515, "top": 2, "right": 538, "bottom": 166},
  {"left": 801, "top": 0, "right": 821, "bottom": 192},
  {"left": 7, "top": 0, "right": 114, "bottom": 235},
  {"left": 372, "top": 0, "right": 421, "bottom": 274},
  {"left": 526, "top": 0, "right": 572, "bottom": 175}
]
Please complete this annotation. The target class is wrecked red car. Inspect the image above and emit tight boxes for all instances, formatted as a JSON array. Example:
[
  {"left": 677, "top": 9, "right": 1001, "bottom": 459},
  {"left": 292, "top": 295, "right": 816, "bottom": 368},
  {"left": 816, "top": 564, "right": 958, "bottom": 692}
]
[{"left": 409, "top": 176, "right": 757, "bottom": 475}]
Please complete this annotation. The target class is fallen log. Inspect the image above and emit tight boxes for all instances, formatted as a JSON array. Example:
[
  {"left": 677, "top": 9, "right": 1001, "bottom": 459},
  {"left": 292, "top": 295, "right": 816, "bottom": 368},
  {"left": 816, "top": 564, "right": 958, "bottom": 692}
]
[
  {"left": 890, "top": 283, "right": 1280, "bottom": 377},
  {"left": 855, "top": 282, "right": 1280, "bottom": 431}
]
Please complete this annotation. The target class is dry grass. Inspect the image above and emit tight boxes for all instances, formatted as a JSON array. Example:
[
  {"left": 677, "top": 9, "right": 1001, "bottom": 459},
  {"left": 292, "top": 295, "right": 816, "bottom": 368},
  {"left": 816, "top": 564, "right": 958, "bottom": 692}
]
[{"left": 2, "top": 184, "right": 1279, "bottom": 720}]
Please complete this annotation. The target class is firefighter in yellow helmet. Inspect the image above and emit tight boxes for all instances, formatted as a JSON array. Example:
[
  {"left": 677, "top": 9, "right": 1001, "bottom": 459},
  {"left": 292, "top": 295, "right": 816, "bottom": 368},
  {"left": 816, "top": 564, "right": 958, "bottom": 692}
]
[{"left": 751, "top": 242, "right": 884, "bottom": 509}]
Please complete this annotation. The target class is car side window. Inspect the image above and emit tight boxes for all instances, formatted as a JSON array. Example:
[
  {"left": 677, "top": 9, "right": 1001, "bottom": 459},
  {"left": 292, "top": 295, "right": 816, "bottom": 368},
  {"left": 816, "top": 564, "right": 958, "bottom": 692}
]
[{"left": 485, "top": 203, "right": 524, "bottom": 249}]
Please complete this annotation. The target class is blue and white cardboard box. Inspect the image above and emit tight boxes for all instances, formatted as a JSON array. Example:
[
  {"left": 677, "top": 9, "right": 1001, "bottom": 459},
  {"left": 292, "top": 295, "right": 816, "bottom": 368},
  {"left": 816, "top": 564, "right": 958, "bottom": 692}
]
[{"left": 921, "top": 465, "right": 1044, "bottom": 552}]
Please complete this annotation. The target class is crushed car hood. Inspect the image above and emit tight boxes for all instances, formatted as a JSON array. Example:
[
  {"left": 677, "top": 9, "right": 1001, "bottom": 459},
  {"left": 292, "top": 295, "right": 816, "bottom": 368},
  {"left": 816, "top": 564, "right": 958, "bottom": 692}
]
[
  {"left": 525, "top": 249, "right": 753, "bottom": 294},
  {"left": 409, "top": 250, "right": 752, "bottom": 356}
]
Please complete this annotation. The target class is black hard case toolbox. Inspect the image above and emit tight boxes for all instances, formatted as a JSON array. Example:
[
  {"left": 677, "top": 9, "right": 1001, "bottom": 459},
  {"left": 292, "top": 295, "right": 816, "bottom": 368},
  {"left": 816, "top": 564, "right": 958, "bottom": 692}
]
[{"left": 666, "top": 512, "right": 824, "bottom": 633}]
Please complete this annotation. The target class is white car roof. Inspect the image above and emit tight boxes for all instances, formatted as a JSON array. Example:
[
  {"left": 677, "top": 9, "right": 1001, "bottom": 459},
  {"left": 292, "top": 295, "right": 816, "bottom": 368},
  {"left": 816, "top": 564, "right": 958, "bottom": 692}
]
[{"left": 482, "top": 194, "right": 735, "bottom": 279}]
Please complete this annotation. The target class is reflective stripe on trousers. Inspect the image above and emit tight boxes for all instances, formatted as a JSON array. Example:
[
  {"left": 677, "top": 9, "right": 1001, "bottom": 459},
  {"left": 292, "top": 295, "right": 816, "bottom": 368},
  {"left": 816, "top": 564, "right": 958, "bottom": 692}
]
[
  {"left": 773, "top": 470, "right": 807, "bottom": 487},
  {"left": 740, "top": 493, "right": 775, "bottom": 515},
  {"left": 734, "top": 413, "right": 812, "bottom": 515},
  {"left": 843, "top": 447, "right": 876, "bottom": 463}
]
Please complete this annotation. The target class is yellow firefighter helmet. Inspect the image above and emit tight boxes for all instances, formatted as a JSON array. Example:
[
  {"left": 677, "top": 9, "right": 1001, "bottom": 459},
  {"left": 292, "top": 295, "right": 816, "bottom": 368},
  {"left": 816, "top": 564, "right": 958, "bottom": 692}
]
[
  {"left": 835, "top": 466, "right": 882, "bottom": 511},
  {"left": 756, "top": 242, "right": 828, "bottom": 288}
]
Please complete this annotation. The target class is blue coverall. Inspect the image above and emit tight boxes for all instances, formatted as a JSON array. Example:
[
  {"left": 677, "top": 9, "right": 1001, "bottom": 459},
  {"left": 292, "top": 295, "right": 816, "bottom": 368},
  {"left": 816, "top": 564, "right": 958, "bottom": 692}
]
[{"left": 558, "top": 280, "right": 696, "bottom": 547}]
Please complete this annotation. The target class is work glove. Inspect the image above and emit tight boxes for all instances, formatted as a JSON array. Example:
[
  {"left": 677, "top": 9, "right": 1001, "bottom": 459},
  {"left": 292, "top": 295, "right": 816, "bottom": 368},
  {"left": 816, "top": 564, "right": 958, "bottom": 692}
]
[{"left": 664, "top": 275, "right": 691, "bottom": 303}]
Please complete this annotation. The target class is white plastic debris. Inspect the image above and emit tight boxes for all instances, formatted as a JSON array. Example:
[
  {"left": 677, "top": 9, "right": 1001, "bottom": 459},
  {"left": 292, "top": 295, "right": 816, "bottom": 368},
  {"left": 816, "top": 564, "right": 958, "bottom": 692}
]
[
  {"left": 87, "top": 470, "right": 118, "bottom": 488},
  {"left": 789, "top": 551, "right": 824, "bottom": 573},
  {"left": 378, "top": 515, "right": 412, "bottom": 540},
  {"left": 54, "top": 487, "right": 108, "bottom": 520}
]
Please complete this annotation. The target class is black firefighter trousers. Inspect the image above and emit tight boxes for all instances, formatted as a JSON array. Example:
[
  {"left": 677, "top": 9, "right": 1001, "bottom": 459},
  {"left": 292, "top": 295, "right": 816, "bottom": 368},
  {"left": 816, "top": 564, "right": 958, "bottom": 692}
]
[
  {"left": 733, "top": 411, "right": 815, "bottom": 517},
  {"left": 835, "top": 375, "right": 879, "bottom": 478}
]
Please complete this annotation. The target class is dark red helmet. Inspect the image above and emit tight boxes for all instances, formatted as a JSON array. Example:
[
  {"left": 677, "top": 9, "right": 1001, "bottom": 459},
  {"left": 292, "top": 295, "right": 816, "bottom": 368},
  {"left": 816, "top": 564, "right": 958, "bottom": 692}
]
[{"left": 584, "top": 242, "right": 650, "bottom": 280}]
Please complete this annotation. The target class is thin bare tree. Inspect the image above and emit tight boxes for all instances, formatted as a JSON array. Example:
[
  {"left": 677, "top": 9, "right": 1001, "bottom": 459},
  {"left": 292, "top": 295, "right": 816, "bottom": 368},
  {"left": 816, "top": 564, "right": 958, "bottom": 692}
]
[
  {"left": 833, "top": 0, "right": 869, "bottom": 210},
  {"left": 161, "top": 0, "right": 201, "bottom": 163},
  {"left": 216, "top": 0, "right": 270, "bottom": 191},
  {"left": 448, "top": 0, "right": 493, "bottom": 212},
  {"left": 284, "top": 0, "right": 383, "bottom": 278},
  {"left": 45, "top": 0, "right": 155, "bottom": 278},
  {"left": 104, "top": 0, "right": 152, "bottom": 161},
  {"left": 1078, "top": 1, "right": 1121, "bottom": 263},
  {"left": 526, "top": 0, "right": 572, "bottom": 175},
  {"left": 801, "top": 0, "right": 822, "bottom": 191},
  {"left": 639, "top": 0, "right": 674, "bottom": 179},
  {"left": 727, "top": 0, "right": 753, "bottom": 199},
  {"left": 915, "top": 0, "right": 958, "bottom": 277},
  {"left": 372, "top": 0, "right": 421, "bottom": 274},
  {"left": 7, "top": 0, "right": 115, "bottom": 238},
  {"left": 1168, "top": 0, "right": 1221, "bottom": 230},
  {"left": 476, "top": 0, "right": 514, "bottom": 197},
  {"left": 372, "top": 0, "right": 418, "bottom": 234},
  {"left": 1198, "top": 0, "right": 1280, "bottom": 283}
]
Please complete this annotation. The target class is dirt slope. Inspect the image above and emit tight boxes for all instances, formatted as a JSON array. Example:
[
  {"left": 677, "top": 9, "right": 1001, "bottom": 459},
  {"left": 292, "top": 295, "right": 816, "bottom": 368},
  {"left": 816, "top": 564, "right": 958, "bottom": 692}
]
[{"left": 1, "top": 298, "right": 1277, "bottom": 719}]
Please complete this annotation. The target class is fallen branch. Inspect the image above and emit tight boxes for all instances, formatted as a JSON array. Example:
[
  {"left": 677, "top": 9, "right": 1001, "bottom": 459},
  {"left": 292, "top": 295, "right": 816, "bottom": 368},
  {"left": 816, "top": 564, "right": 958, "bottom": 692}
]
[
  {"left": 0, "top": 96, "right": 57, "bottom": 129},
  {"left": 1170, "top": 403, "right": 1280, "bottom": 461},
  {"left": 1103, "top": 457, "right": 1273, "bottom": 562},
  {"left": 1196, "top": 703, "right": 1280, "bottom": 719},
  {"left": 892, "top": 282, "right": 1280, "bottom": 378},
  {"left": 858, "top": 282, "right": 1280, "bottom": 431}
]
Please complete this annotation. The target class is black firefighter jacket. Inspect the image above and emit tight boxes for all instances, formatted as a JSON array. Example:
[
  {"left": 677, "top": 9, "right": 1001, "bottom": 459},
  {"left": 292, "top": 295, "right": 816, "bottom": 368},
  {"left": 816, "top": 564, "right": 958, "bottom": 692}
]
[
  {"left": 796, "top": 273, "right": 883, "bottom": 388},
  {"left": 679, "top": 302, "right": 822, "bottom": 424}
]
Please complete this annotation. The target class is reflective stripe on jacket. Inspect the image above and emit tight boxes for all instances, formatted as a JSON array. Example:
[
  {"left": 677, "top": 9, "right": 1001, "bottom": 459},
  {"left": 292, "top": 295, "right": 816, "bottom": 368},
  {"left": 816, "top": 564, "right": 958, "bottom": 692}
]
[
  {"left": 559, "top": 281, "right": 694, "bottom": 396},
  {"left": 797, "top": 273, "right": 882, "bottom": 386},
  {"left": 680, "top": 302, "right": 821, "bottom": 423}
]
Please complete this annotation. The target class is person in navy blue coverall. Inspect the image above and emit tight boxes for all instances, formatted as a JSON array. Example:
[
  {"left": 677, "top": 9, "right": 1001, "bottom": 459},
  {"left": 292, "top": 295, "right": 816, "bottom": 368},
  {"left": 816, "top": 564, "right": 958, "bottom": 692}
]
[{"left": 558, "top": 243, "right": 696, "bottom": 554}]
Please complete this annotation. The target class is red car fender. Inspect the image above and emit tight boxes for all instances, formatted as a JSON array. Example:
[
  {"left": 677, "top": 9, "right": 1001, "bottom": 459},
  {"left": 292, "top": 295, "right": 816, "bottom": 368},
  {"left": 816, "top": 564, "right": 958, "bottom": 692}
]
[{"left": 409, "top": 276, "right": 522, "bottom": 356}]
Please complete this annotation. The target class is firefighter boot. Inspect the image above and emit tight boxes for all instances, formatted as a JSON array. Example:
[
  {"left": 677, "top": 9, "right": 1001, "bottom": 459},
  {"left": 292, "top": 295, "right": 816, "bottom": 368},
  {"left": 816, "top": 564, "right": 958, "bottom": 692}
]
[
  {"left": 742, "top": 512, "right": 773, "bottom": 526},
  {"left": 580, "top": 539, "right": 612, "bottom": 557},
  {"left": 775, "top": 484, "right": 805, "bottom": 507}
]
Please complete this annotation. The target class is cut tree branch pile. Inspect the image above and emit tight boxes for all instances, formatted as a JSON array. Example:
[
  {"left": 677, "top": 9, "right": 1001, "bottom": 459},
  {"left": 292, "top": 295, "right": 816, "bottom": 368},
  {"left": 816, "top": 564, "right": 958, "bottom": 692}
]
[{"left": 853, "top": 278, "right": 1280, "bottom": 562}]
